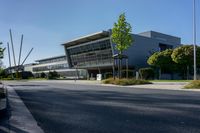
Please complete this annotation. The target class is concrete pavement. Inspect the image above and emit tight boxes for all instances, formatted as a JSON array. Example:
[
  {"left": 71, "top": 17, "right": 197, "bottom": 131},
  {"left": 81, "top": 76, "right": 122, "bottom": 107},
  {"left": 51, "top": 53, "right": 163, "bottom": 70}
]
[
  {"left": 37, "top": 80, "right": 199, "bottom": 92},
  {"left": 0, "top": 86, "right": 44, "bottom": 133}
]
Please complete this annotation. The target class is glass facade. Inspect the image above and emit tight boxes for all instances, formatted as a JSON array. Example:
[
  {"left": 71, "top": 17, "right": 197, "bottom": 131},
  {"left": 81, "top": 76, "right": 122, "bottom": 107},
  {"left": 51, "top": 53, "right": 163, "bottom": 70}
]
[
  {"left": 39, "top": 57, "right": 67, "bottom": 64},
  {"left": 33, "top": 63, "right": 68, "bottom": 72},
  {"left": 67, "top": 39, "right": 113, "bottom": 68},
  {"left": 33, "top": 56, "right": 68, "bottom": 72}
]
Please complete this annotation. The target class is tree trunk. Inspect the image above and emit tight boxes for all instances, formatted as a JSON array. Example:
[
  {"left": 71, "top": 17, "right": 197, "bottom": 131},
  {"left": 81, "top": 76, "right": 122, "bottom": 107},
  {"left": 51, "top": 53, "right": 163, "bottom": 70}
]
[
  {"left": 159, "top": 68, "right": 161, "bottom": 80},
  {"left": 119, "top": 58, "right": 121, "bottom": 79},
  {"left": 118, "top": 58, "right": 120, "bottom": 78},
  {"left": 126, "top": 58, "right": 128, "bottom": 79},
  {"left": 119, "top": 52, "right": 122, "bottom": 79},
  {"left": 113, "top": 58, "right": 115, "bottom": 80},
  {"left": 187, "top": 65, "right": 189, "bottom": 80}
]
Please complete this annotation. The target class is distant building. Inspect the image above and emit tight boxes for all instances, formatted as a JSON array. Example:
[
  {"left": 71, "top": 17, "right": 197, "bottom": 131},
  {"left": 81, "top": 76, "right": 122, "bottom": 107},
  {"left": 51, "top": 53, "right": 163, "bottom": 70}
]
[
  {"left": 32, "top": 55, "right": 87, "bottom": 79},
  {"left": 24, "top": 63, "right": 37, "bottom": 72},
  {"left": 62, "top": 30, "right": 181, "bottom": 78}
]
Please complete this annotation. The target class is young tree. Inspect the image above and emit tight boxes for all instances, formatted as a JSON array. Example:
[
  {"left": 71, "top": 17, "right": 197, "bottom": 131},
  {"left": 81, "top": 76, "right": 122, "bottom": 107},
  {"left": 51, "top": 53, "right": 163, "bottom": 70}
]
[{"left": 112, "top": 13, "right": 133, "bottom": 78}]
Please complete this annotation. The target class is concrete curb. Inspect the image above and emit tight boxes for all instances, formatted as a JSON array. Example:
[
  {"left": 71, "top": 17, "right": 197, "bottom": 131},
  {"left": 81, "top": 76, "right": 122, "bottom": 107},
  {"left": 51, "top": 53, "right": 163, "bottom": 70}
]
[
  {"left": 6, "top": 86, "right": 44, "bottom": 133},
  {"left": 101, "top": 83, "right": 200, "bottom": 92},
  {"left": 0, "top": 85, "right": 7, "bottom": 111}
]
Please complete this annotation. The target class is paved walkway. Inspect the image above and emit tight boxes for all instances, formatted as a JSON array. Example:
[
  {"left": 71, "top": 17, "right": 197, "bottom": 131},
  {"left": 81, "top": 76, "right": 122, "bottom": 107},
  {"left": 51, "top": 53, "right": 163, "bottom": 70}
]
[
  {"left": 0, "top": 86, "right": 44, "bottom": 133},
  {"left": 31, "top": 80, "right": 200, "bottom": 92}
]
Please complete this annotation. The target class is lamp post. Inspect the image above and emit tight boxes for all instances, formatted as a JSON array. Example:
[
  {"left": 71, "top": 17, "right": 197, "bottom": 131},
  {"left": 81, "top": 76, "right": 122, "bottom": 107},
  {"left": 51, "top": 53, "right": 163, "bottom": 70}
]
[{"left": 193, "top": 0, "right": 197, "bottom": 80}]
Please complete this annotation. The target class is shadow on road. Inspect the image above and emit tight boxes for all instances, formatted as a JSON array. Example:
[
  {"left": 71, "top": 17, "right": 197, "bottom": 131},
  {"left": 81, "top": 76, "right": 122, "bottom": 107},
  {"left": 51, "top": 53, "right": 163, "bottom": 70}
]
[{"left": 14, "top": 86, "right": 200, "bottom": 133}]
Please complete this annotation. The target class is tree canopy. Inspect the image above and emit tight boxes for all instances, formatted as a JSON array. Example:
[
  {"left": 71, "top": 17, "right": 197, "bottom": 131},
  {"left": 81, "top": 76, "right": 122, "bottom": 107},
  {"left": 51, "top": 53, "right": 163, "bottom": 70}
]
[
  {"left": 171, "top": 45, "right": 200, "bottom": 67},
  {"left": 171, "top": 45, "right": 193, "bottom": 66},
  {"left": 112, "top": 13, "right": 133, "bottom": 54},
  {"left": 147, "top": 49, "right": 174, "bottom": 69},
  {"left": 0, "top": 42, "right": 5, "bottom": 59}
]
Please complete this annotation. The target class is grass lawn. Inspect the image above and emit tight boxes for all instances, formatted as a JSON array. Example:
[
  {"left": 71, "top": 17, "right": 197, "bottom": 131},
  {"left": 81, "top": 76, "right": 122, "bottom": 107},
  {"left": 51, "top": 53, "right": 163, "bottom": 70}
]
[{"left": 184, "top": 80, "right": 200, "bottom": 89}]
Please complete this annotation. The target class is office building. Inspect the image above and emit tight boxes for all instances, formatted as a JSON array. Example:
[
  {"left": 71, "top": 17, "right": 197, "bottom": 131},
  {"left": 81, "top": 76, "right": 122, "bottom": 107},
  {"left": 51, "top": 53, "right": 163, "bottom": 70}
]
[{"left": 62, "top": 30, "right": 181, "bottom": 78}]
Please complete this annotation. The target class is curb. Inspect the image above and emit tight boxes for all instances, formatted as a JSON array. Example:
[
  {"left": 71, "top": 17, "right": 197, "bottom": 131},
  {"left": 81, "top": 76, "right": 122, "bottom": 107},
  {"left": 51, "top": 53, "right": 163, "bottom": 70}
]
[
  {"left": 0, "top": 85, "right": 7, "bottom": 111},
  {"left": 6, "top": 86, "right": 44, "bottom": 133},
  {"left": 100, "top": 83, "right": 200, "bottom": 92}
]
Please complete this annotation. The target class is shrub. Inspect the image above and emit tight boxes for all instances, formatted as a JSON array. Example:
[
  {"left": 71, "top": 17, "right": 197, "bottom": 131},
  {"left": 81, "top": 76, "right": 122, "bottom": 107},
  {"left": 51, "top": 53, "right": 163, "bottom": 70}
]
[
  {"left": 104, "top": 72, "right": 113, "bottom": 79},
  {"left": 48, "top": 71, "right": 59, "bottom": 79},
  {"left": 40, "top": 72, "right": 46, "bottom": 78},
  {"left": 184, "top": 80, "right": 200, "bottom": 89},
  {"left": 102, "top": 78, "right": 152, "bottom": 86},
  {"left": 121, "top": 70, "right": 134, "bottom": 78},
  {"left": 139, "top": 68, "right": 154, "bottom": 80}
]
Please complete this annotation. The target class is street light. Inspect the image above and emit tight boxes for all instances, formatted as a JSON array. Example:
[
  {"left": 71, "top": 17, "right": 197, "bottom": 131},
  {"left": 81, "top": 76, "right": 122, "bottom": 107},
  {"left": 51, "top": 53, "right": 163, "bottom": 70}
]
[{"left": 193, "top": 0, "right": 197, "bottom": 80}]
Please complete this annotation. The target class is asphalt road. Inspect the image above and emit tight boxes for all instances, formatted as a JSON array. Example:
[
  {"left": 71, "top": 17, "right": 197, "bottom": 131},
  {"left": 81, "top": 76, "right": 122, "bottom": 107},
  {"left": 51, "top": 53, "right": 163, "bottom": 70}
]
[{"left": 4, "top": 81, "right": 200, "bottom": 133}]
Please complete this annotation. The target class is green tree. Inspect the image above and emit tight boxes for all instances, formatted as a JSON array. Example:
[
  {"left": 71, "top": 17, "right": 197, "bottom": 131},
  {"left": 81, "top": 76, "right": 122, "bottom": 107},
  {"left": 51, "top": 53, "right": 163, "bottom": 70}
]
[
  {"left": 147, "top": 49, "right": 175, "bottom": 79},
  {"left": 139, "top": 67, "right": 154, "bottom": 80},
  {"left": 171, "top": 45, "right": 193, "bottom": 66},
  {"left": 171, "top": 45, "right": 200, "bottom": 79},
  {"left": 112, "top": 13, "right": 133, "bottom": 78},
  {"left": 0, "top": 42, "right": 5, "bottom": 59},
  {"left": 0, "top": 42, "right": 6, "bottom": 79}
]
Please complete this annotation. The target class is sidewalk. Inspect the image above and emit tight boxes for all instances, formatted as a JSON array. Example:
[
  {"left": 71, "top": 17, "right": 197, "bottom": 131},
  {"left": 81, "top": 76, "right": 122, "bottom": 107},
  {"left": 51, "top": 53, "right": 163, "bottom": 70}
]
[
  {"left": 31, "top": 80, "right": 200, "bottom": 92},
  {"left": 0, "top": 86, "right": 44, "bottom": 133},
  {"left": 130, "top": 82, "right": 188, "bottom": 90}
]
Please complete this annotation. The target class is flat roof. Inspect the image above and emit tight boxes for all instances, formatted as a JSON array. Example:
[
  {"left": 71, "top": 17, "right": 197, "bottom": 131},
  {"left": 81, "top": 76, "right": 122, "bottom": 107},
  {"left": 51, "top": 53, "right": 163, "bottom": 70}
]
[
  {"left": 139, "top": 30, "right": 181, "bottom": 39},
  {"left": 35, "top": 55, "right": 66, "bottom": 62},
  {"left": 61, "top": 30, "right": 110, "bottom": 47}
]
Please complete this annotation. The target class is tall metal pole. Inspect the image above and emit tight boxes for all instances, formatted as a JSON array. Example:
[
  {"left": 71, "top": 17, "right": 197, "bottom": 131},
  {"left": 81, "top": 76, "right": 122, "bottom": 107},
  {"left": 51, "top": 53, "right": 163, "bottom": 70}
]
[
  {"left": 21, "top": 48, "right": 33, "bottom": 65},
  {"left": 18, "top": 34, "right": 23, "bottom": 66},
  {"left": 7, "top": 42, "right": 13, "bottom": 79},
  {"left": 193, "top": 0, "right": 197, "bottom": 80},
  {"left": 9, "top": 29, "right": 17, "bottom": 67},
  {"left": 7, "top": 42, "right": 12, "bottom": 69}
]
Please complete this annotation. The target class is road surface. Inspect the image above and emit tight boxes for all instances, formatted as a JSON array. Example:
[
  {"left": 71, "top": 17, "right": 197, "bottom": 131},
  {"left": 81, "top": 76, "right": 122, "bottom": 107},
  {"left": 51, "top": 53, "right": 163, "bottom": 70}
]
[{"left": 4, "top": 81, "right": 200, "bottom": 133}]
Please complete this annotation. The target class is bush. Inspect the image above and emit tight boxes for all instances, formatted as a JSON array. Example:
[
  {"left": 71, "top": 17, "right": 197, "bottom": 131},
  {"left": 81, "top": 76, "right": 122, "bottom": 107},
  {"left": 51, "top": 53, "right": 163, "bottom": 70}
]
[
  {"left": 102, "top": 78, "right": 152, "bottom": 86},
  {"left": 121, "top": 70, "right": 134, "bottom": 78},
  {"left": 48, "top": 71, "right": 59, "bottom": 79},
  {"left": 139, "top": 68, "right": 154, "bottom": 80},
  {"left": 184, "top": 80, "right": 200, "bottom": 89},
  {"left": 104, "top": 72, "right": 113, "bottom": 79},
  {"left": 40, "top": 72, "right": 46, "bottom": 78}
]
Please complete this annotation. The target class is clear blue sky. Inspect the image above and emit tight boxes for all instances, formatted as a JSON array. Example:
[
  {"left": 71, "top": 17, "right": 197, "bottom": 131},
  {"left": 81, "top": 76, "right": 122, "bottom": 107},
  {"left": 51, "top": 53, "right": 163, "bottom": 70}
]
[{"left": 0, "top": 0, "right": 199, "bottom": 67}]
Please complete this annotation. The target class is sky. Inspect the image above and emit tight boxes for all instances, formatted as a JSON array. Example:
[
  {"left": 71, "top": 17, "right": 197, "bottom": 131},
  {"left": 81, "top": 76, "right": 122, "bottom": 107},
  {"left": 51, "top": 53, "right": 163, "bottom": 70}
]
[{"left": 0, "top": 0, "right": 200, "bottom": 67}]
